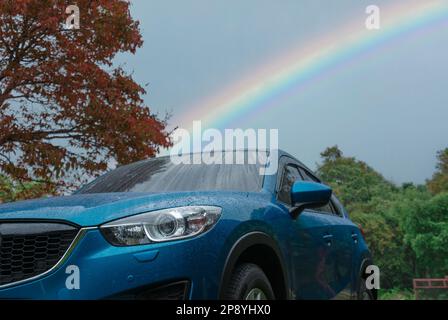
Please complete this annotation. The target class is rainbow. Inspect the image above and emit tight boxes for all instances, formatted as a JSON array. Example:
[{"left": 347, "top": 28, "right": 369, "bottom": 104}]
[{"left": 174, "top": 0, "right": 448, "bottom": 130}]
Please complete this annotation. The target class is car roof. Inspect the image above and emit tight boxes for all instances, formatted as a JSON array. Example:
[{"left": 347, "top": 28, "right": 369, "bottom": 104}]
[{"left": 155, "top": 149, "right": 317, "bottom": 177}]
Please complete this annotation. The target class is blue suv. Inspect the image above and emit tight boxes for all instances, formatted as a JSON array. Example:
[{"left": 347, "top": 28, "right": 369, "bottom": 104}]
[{"left": 0, "top": 150, "right": 374, "bottom": 300}]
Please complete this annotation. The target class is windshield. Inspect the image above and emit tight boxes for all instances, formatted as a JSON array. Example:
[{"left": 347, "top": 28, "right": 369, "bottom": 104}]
[{"left": 77, "top": 151, "right": 265, "bottom": 194}]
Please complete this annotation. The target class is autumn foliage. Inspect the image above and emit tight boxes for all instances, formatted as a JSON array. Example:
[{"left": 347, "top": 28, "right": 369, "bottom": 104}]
[{"left": 0, "top": 0, "right": 171, "bottom": 194}]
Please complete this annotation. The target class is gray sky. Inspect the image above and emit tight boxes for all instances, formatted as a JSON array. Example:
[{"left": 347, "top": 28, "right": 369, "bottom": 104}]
[{"left": 117, "top": 0, "right": 448, "bottom": 184}]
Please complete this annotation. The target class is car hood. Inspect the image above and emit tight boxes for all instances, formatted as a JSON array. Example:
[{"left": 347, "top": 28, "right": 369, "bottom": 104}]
[{"left": 0, "top": 191, "right": 242, "bottom": 227}]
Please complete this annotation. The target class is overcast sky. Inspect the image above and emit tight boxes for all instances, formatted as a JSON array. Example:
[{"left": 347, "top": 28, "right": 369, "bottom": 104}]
[{"left": 117, "top": 0, "right": 448, "bottom": 184}]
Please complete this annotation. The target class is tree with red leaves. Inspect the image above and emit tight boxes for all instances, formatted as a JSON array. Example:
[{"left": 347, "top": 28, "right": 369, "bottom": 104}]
[{"left": 0, "top": 0, "right": 171, "bottom": 196}]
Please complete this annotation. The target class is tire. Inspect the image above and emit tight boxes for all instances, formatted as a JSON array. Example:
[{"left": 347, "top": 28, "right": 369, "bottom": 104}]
[
  {"left": 358, "top": 277, "right": 375, "bottom": 300},
  {"left": 223, "top": 263, "right": 275, "bottom": 300}
]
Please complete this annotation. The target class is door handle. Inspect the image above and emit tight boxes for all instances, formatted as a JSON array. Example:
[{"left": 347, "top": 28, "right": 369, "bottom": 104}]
[
  {"left": 351, "top": 233, "right": 358, "bottom": 243},
  {"left": 323, "top": 234, "right": 333, "bottom": 246}
]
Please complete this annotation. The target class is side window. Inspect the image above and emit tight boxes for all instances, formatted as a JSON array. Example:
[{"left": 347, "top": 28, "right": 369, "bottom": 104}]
[
  {"left": 299, "top": 168, "right": 335, "bottom": 215},
  {"left": 277, "top": 164, "right": 302, "bottom": 206}
]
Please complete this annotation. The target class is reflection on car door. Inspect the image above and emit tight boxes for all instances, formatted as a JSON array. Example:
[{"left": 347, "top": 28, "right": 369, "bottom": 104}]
[
  {"left": 298, "top": 168, "right": 354, "bottom": 299},
  {"left": 293, "top": 210, "right": 340, "bottom": 299},
  {"left": 276, "top": 161, "right": 337, "bottom": 299}
]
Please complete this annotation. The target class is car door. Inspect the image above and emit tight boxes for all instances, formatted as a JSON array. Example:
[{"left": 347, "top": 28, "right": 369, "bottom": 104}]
[
  {"left": 331, "top": 195, "right": 360, "bottom": 298},
  {"left": 298, "top": 168, "right": 354, "bottom": 299},
  {"left": 275, "top": 159, "right": 337, "bottom": 299}
]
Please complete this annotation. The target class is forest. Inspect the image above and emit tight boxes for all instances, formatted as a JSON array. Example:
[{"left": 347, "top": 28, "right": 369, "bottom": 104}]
[{"left": 316, "top": 146, "right": 448, "bottom": 299}]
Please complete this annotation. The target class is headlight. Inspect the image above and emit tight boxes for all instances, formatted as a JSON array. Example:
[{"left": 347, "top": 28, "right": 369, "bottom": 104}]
[{"left": 100, "top": 206, "right": 222, "bottom": 246}]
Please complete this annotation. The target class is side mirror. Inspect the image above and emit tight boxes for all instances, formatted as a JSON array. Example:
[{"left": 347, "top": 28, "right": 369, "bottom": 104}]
[{"left": 290, "top": 181, "right": 332, "bottom": 219}]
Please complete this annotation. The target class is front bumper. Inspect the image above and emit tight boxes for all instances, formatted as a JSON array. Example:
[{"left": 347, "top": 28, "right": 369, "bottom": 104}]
[{"left": 0, "top": 228, "right": 222, "bottom": 299}]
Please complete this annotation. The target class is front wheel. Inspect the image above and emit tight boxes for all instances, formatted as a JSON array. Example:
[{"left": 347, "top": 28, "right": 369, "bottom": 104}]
[
  {"left": 223, "top": 263, "right": 275, "bottom": 300},
  {"left": 358, "top": 277, "right": 375, "bottom": 300}
]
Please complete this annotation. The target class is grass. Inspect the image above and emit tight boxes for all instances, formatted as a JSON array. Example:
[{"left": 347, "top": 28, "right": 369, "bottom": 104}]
[{"left": 379, "top": 289, "right": 415, "bottom": 300}]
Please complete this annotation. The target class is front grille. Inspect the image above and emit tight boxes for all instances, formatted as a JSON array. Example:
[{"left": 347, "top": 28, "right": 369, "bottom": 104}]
[{"left": 0, "top": 223, "right": 78, "bottom": 286}]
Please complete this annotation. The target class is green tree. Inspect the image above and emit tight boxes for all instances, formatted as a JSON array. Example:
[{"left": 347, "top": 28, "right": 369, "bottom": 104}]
[
  {"left": 427, "top": 148, "right": 448, "bottom": 194},
  {"left": 0, "top": 174, "right": 51, "bottom": 203},
  {"left": 316, "top": 145, "right": 397, "bottom": 211},
  {"left": 401, "top": 192, "right": 448, "bottom": 277}
]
